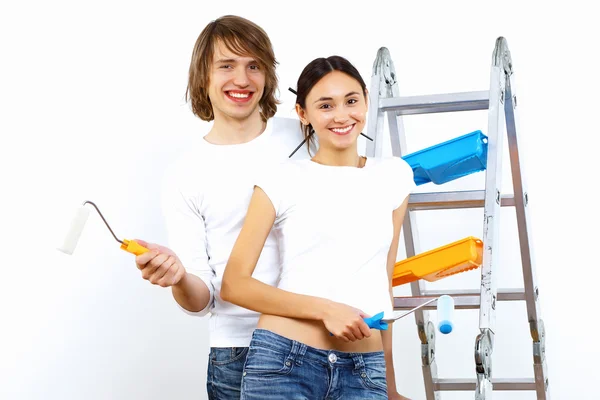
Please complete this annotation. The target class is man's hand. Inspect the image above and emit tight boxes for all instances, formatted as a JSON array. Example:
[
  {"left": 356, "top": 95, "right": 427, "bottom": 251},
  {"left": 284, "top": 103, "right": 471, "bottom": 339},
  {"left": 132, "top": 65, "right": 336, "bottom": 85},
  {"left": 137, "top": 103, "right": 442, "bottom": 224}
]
[{"left": 133, "top": 239, "right": 186, "bottom": 287}]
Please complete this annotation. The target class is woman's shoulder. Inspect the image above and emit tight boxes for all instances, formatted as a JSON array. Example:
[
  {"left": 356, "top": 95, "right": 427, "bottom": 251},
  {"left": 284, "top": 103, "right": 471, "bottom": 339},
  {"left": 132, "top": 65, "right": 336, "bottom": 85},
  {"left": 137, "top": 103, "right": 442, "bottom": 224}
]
[
  {"left": 368, "top": 156, "right": 416, "bottom": 186},
  {"left": 367, "top": 155, "right": 411, "bottom": 170}
]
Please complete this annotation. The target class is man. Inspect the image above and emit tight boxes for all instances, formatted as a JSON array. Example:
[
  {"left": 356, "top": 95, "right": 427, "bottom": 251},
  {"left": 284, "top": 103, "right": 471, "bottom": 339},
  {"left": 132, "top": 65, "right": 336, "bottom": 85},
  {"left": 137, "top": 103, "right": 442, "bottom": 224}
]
[{"left": 134, "top": 15, "right": 410, "bottom": 400}]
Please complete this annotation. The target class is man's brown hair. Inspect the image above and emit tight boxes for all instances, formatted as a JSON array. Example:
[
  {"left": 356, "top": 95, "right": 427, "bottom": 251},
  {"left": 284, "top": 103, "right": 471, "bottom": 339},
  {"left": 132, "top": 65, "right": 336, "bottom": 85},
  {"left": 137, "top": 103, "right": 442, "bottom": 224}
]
[{"left": 186, "top": 15, "right": 279, "bottom": 122}]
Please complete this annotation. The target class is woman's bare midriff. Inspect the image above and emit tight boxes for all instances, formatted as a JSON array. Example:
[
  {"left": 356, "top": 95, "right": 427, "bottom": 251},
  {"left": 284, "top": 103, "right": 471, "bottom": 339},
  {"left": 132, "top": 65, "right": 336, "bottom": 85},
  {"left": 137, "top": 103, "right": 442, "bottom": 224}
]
[{"left": 257, "top": 314, "right": 384, "bottom": 352}]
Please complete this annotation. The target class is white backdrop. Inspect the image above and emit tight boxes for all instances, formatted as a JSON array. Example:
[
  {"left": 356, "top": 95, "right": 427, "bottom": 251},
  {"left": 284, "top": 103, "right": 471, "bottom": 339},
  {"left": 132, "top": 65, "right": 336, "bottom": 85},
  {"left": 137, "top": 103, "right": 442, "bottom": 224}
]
[{"left": 1, "top": 1, "right": 598, "bottom": 399}]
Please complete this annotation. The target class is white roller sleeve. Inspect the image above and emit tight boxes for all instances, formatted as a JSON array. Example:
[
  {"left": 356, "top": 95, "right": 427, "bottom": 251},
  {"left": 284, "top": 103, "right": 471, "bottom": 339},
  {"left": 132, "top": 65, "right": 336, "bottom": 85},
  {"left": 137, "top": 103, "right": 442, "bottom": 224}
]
[{"left": 57, "top": 206, "right": 91, "bottom": 255}]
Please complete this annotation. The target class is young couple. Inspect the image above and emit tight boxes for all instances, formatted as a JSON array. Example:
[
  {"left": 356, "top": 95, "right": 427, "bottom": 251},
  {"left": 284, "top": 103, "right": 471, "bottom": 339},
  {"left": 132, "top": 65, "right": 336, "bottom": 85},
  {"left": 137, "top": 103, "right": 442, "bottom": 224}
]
[{"left": 134, "top": 15, "right": 416, "bottom": 400}]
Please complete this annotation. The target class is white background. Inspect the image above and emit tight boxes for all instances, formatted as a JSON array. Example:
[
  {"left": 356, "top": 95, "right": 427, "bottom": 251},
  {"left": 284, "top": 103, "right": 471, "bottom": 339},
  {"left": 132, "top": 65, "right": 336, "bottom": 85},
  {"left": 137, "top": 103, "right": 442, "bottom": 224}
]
[{"left": 1, "top": 1, "right": 598, "bottom": 399}]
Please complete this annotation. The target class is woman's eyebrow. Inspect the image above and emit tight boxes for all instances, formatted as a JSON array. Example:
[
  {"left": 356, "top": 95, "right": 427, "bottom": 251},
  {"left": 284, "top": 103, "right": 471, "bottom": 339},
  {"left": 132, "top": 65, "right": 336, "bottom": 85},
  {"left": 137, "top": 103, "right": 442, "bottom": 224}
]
[{"left": 313, "top": 92, "right": 360, "bottom": 104}]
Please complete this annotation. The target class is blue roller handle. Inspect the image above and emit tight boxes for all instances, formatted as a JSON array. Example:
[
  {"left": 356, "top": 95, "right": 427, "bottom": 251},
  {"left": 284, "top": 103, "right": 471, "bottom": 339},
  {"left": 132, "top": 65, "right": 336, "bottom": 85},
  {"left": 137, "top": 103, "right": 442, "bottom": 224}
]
[{"left": 363, "top": 312, "right": 389, "bottom": 330}]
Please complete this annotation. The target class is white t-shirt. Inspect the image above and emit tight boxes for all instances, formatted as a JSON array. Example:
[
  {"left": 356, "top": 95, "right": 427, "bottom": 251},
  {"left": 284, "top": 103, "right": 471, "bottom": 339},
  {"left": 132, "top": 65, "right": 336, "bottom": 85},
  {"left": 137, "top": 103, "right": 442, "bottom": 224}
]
[
  {"left": 160, "top": 117, "right": 310, "bottom": 347},
  {"left": 255, "top": 157, "right": 416, "bottom": 319}
]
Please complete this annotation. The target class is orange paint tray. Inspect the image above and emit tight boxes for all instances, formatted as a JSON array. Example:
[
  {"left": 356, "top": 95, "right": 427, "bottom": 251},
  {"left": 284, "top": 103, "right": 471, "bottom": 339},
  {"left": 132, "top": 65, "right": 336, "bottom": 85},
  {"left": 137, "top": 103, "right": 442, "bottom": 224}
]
[{"left": 393, "top": 236, "right": 483, "bottom": 286}]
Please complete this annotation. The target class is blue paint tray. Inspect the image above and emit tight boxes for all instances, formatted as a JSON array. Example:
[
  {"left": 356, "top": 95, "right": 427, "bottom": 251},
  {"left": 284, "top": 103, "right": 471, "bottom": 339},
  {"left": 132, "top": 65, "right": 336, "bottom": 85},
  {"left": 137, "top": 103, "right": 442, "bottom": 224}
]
[{"left": 402, "top": 130, "right": 488, "bottom": 185}]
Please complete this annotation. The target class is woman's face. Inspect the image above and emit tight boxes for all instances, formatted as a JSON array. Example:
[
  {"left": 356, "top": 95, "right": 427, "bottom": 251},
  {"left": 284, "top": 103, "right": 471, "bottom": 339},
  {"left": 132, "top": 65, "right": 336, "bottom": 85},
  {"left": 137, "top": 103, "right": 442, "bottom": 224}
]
[{"left": 297, "top": 71, "right": 368, "bottom": 152}]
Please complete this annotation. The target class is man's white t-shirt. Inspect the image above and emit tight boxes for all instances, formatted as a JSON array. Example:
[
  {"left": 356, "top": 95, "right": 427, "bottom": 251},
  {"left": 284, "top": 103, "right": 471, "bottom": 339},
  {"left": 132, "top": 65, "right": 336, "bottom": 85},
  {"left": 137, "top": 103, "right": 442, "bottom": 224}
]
[
  {"left": 255, "top": 157, "right": 416, "bottom": 319},
  {"left": 160, "top": 117, "right": 309, "bottom": 347}
]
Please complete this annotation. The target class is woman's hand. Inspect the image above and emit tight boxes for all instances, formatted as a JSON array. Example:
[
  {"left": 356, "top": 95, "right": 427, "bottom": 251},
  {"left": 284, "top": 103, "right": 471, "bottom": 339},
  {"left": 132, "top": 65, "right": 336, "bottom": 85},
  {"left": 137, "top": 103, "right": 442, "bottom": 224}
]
[{"left": 321, "top": 301, "right": 372, "bottom": 342}]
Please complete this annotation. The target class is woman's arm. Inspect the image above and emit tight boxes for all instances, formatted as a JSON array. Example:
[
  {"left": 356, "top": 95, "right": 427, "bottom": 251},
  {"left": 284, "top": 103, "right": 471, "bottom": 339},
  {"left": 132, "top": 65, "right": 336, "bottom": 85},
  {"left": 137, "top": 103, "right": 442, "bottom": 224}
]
[
  {"left": 220, "top": 186, "right": 372, "bottom": 342},
  {"left": 382, "top": 195, "right": 410, "bottom": 398}
]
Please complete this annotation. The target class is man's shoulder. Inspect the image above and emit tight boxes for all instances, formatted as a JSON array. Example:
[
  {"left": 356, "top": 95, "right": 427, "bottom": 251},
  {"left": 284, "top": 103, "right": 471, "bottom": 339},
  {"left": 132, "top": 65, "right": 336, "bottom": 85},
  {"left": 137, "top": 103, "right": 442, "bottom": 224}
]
[
  {"left": 161, "top": 140, "right": 208, "bottom": 188},
  {"left": 268, "top": 116, "right": 303, "bottom": 142},
  {"left": 267, "top": 116, "right": 312, "bottom": 160},
  {"left": 269, "top": 116, "right": 302, "bottom": 132}
]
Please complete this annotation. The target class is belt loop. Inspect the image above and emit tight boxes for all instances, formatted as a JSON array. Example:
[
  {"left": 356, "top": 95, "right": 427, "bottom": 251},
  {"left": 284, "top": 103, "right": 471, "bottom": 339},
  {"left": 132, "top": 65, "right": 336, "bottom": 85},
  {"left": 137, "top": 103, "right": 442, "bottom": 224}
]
[
  {"left": 351, "top": 353, "right": 365, "bottom": 370},
  {"left": 290, "top": 340, "right": 299, "bottom": 357},
  {"left": 290, "top": 340, "right": 307, "bottom": 365}
]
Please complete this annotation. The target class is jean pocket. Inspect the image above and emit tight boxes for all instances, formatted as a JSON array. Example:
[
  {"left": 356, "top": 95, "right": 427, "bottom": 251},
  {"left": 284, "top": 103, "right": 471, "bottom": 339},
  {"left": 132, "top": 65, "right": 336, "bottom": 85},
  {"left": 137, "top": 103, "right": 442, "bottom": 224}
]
[
  {"left": 210, "top": 347, "right": 249, "bottom": 366},
  {"left": 359, "top": 365, "right": 388, "bottom": 393},
  {"left": 243, "top": 343, "right": 294, "bottom": 376}
]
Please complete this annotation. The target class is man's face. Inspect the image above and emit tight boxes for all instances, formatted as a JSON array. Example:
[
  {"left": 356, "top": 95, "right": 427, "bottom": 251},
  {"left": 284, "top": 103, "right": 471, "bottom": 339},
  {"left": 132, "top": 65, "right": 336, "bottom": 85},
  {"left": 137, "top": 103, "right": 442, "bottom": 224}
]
[{"left": 207, "top": 40, "right": 266, "bottom": 122}]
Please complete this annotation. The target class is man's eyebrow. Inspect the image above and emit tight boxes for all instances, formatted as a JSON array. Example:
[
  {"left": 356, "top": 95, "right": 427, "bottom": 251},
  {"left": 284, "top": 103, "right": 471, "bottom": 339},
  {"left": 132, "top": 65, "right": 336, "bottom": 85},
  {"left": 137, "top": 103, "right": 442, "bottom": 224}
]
[
  {"left": 214, "top": 57, "right": 258, "bottom": 64},
  {"left": 214, "top": 58, "right": 237, "bottom": 64}
]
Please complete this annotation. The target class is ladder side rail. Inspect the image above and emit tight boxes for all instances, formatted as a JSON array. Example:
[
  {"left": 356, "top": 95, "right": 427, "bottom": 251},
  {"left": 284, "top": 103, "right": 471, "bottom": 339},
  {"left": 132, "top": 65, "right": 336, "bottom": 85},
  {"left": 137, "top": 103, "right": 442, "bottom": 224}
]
[
  {"left": 366, "top": 52, "right": 387, "bottom": 159},
  {"left": 504, "top": 59, "right": 550, "bottom": 399},
  {"left": 375, "top": 47, "right": 441, "bottom": 400}
]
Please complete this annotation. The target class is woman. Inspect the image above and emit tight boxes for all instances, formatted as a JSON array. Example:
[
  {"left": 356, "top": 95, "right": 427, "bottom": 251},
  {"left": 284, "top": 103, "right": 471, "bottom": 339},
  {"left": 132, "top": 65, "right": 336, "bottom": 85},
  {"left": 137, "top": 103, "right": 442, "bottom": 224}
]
[{"left": 221, "top": 55, "right": 416, "bottom": 399}]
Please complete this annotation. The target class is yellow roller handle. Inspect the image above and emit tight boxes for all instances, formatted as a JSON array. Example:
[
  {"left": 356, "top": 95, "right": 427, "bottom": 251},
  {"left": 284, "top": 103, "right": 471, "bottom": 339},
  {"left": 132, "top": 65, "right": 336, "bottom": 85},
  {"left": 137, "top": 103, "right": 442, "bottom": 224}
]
[{"left": 120, "top": 239, "right": 149, "bottom": 256}]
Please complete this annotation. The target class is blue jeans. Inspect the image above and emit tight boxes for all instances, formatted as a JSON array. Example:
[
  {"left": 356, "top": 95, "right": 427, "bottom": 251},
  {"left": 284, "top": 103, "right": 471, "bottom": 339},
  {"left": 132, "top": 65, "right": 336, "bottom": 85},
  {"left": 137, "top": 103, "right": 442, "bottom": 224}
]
[
  {"left": 241, "top": 329, "right": 388, "bottom": 399},
  {"left": 207, "top": 347, "right": 249, "bottom": 399}
]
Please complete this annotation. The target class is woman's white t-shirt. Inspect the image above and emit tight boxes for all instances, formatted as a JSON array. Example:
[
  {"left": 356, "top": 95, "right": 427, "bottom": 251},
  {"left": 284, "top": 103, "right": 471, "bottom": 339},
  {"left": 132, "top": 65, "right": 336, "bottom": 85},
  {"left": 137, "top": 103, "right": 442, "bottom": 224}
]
[{"left": 255, "top": 156, "right": 416, "bottom": 319}]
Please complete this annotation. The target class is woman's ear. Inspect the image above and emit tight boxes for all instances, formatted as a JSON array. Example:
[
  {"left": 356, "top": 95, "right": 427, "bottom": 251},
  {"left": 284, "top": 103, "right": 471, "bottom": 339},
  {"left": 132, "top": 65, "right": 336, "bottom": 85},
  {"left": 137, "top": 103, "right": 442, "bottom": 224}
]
[
  {"left": 364, "top": 89, "right": 369, "bottom": 111},
  {"left": 295, "top": 104, "right": 309, "bottom": 126}
]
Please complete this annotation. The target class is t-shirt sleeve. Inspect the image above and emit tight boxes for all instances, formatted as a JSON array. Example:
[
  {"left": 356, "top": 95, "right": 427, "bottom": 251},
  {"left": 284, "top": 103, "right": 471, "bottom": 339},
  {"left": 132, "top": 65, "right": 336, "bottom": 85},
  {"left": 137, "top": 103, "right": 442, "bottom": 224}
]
[
  {"left": 390, "top": 156, "right": 417, "bottom": 210},
  {"left": 253, "top": 162, "right": 289, "bottom": 218},
  {"left": 160, "top": 165, "right": 214, "bottom": 317}
]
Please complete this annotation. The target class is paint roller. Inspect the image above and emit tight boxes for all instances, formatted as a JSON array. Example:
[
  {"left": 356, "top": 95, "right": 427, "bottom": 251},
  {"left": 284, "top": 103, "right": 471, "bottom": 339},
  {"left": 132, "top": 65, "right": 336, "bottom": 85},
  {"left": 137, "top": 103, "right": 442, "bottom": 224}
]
[
  {"left": 363, "top": 295, "right": 455, "bottom": 334},
  {"left": 57, "top": 200, "right": 148, "bottom": 256}
]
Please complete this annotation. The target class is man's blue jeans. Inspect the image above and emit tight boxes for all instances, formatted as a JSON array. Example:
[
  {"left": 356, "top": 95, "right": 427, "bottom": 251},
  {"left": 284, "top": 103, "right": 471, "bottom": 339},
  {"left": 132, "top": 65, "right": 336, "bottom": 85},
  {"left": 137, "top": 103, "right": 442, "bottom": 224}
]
[{"left": 207, "top": 346, "right": 249, "bottom": 399}]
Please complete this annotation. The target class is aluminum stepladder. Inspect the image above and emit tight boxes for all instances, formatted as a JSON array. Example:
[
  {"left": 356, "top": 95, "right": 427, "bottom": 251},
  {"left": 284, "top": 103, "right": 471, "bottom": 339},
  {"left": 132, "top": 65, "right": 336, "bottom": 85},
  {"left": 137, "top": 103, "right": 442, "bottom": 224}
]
[{"left": 365, "top": 37, "right": 550, "bottom": 399}]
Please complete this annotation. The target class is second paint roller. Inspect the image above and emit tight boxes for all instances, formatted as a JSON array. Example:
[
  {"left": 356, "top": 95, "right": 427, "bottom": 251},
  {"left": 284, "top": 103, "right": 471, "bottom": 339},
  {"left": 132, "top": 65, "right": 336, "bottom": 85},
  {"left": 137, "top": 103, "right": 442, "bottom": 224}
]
[{"left": 57, "top": 200, "right": 148, "bottom": 256}]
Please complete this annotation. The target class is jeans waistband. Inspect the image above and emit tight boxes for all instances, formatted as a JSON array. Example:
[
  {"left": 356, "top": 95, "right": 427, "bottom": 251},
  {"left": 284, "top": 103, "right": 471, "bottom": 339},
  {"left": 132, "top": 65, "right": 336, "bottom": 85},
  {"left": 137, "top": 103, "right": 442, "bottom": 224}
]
[{"left": 249, "top": 329, "right": 384, "bottom": 369}]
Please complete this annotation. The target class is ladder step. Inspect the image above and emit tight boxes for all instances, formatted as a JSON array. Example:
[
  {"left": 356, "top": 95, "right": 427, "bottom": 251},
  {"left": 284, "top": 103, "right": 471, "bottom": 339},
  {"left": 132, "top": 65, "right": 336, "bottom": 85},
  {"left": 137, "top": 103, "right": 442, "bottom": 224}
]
[
  {"left": 394, "top": 289, "right": 525, "bottom": 310},
  {"left": 379, "top": 90, "right": 489, "bottom": 115},
  {"left": 409, "top": 190, "right": 515, "bottom": 211},
  {"left": 434, "top": 378, "right": 536, "bottom": 391}
]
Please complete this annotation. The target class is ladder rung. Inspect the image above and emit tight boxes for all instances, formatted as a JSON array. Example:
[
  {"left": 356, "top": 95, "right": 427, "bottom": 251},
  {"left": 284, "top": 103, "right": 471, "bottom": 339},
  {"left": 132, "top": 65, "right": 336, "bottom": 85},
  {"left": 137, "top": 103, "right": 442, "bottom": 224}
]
[
  {"left": 423, "top": 289, "right": 525, "bottom": 301},
  {"left": 434, "top": 378, "right": 536, "bottom": 391},
  {"left": 409, "top": 190, "right": 515, "bottom": 211},
  {"left": 379, "top": 90, "right": 489, "bottom": 115},
  {"left": 394, "top": 289, "right": 525, "bottom": 310}
]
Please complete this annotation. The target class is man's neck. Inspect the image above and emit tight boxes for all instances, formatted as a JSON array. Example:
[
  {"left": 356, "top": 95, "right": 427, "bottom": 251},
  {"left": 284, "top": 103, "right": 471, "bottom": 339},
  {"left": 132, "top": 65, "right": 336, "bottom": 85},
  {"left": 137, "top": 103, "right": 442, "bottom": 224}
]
[{"left": 204, "top": 112, "right": 266, "bottom": 145}]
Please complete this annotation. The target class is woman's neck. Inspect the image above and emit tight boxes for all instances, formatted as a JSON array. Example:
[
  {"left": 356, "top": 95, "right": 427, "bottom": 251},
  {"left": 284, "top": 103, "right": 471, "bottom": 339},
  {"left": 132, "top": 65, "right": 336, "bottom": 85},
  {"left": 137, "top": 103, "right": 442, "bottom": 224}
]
[{"left": 311, "top": 146, "right": 364, "bottom": 167}]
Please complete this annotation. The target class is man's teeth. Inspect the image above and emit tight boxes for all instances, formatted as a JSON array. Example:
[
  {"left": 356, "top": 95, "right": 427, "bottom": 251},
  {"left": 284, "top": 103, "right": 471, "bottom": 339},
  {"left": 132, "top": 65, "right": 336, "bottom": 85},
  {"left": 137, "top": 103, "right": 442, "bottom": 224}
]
[
  {"left": 229, "top": 92, "right": 249, "bottom": 98},
  {"left": 331, "top": 125, "right": 353, "bottom": 133}
]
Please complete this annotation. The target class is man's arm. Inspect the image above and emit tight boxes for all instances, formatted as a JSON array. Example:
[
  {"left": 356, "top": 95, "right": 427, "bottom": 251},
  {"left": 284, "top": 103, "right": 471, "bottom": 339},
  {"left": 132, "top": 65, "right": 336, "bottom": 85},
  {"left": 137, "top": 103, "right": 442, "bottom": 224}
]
[
  {"left": 382, "top": 196, "right": 411, "bottom": 399},
  {"left": 161, "top": 170, "right": 215, "bottom": 314},
  {"left": 133, "top": 168, "right": 215, "bottom": 314}
]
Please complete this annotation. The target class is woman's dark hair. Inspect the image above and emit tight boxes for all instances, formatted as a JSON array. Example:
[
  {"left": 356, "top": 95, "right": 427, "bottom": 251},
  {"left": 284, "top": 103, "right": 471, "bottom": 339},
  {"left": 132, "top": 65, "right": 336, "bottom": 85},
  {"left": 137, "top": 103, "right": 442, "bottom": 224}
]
[{"left": 295, "top": 56, "right": 368, "bottom": 154}]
